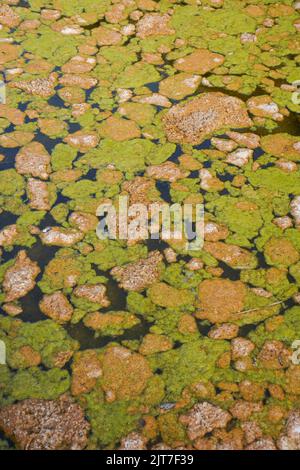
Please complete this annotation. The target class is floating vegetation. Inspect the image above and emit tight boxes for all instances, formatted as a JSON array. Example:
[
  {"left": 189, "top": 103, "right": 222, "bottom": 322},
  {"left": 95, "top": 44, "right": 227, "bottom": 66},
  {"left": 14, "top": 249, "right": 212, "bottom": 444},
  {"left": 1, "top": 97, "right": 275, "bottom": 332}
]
[{"left": 0, "top": 0, "right": 300, "bottom": 451}]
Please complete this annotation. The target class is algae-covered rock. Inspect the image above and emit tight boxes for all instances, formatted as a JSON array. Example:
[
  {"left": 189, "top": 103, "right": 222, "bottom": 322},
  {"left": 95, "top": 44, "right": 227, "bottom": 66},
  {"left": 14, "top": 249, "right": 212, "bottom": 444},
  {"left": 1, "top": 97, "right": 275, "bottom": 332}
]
[
  {"left": 111, "top": 251, "right": 163, "bottom": 292},
  {"left": 148, "top": 282, "right": 195, "bottom": 309},
  {"left": 0, "top": 396, "right": 90, "bottom": 450},
  {"left": 83, "top": 311, "right": 140, "bottom": 336},
  {"left": 100, "top": 345, "right": 153, "bottom": 401},
  {"left": 163, "top": 92, "right": 252, "bottom": 145},
  {"left": 197, "top": 279, "right": 246, "bottom": 324},
  {"left": 71, "top": 350, "right": 102, "bottom": 396},
  {"left": 151, "top": 339, "right": 229, "bottom": 400},
  {"left": 39, "top": 292, "right": 74, "bottom": 324},
  {"left": 0, "top": 315, "right": 78, "bottom": 369},
  {"left": 3, "top": 251, "right": 40, "bottom": 302},
  {"left": 261, "top": 134, "right": 300, "bottom": 161},
  {"left": 2, "top": 0, "right": 300, "bottom": 450}
]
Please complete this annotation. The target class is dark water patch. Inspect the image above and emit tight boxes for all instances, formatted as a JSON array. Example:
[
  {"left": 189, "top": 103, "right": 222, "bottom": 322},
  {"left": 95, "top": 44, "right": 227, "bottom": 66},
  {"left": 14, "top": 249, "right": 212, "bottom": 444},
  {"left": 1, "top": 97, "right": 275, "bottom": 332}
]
[
  {"left": 55, "top": 192, "right": 71, "bottom": 205},
  {"left": 254, "top": 111, "right": 300, "bottom": 137},
  {"left": 260, "top": 162, "right": 274, "bottom": 170},
  {"left": 253, "top": 147, "right": 265, "bottom": 160},
  {"left": 194, "top": 138, "right": 211, "bottom": 150},
  {"left": 48, "top": 94, "right": 67, "bottom": 109},
  {"left": 168, "top": 145, "right": 182, "bottom": 163},
  {"left": 34, "top": 133, "right": 61, "bottom": 153},
  {"left": 218, "top": 172, "right": 234, "bottom": 182},
  {"left": 146, "top": 82, "right": 159, "bottom": 93},
  {"left": 0, "top": 147, "right": 19, "bottom": 170},
  {"left": 38, "top": 212, "right": 58, "bottom": 231},
  {"left": 189, "top": 170, "right": 199, "bottom": 179},
  {"left": 81, "top": 19, "right": 102, "bottom": 31},
  {"left": 19, "top": 285, "right": 45, "bottom": 323},
  {"left": 219, "top": 262, "right": 240, "bottom": 281},
  {"left": 0, "top": 211, "right": 18, "bottom": 229},
  {"left": 219, "top": 188, "right": 230, "bottom": 196},
  {"left": 27, "top": 239, "right": 58, "bottom": 269},
  {"left": 86, "top": 87, "right": 96, "bottom": 101},
  {"left": 146, "top": 237, "right": 169, "bottom": 252},
  {"left": 1, "top": 245, "right": 22, "bottom": 264},
  {"left": 85, "top": 168, "right": 97, "bottom": 181},
  {"left": 271, "top": 111, "right": 300, "bottom": 136},
  {"left": 68, "top": 122, "right": 81, "bottom": 133},
  {"left": 0, "top": 430, "right": 14, "bottom": 450},
  {"left": 239, "top": 323, "right": 258, "bottom": 337},
  {"left": 4, "top": 123, "right": 15, "bottom": 134},
  {"left": 202, "top": 160, "right": 212, "bottom": 168},
  {"left": 18, "top": 101, "right": 30, "bottom": 112},
  {"left": 284, "top": 297, "right": 296, "bottom": 310},
  {"left": 66, "top": 317, "right": 153, "bottom": 350},
  {"left": 256, "top": 251, "right": 269, "bottom": 269},
  {"left": 156, "top": 180, "right": 172, "bottom": 203},
  {"left": 197, "top": 320, "right": 211, "bottom": 336},
  {"left": 263, "top": 388, "right": 271, "bottom": 405},
  {"left": 104, "top": 278, "right": 127, "bottom": 312}
]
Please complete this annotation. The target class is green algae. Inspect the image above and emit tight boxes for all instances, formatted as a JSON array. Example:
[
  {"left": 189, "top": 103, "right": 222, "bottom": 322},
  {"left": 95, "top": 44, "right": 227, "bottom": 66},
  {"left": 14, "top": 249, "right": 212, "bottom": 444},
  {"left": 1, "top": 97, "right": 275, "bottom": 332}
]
[
  {"left": 21, "top": 30, "right": 79, "bottom": 66},
  {"left": 206, "top": 195, "right": 263, "bottom": 241},
  {"left": 87, "top": 242, "right": 148, "bottom": 272},
  {"left": 0, "top": 364, "right": 70, "bottom": 403},
  {"left": 51, "top": 144, "right": 78, "bottom": 171},
  {"left": 115, "top": 62, "right": 161, "bottom": 89},
  {"left": 85, "top": 391, "right": 140, "bottom": 449},
  {"left": 150, "top": 339, "right": 229, "bottom": 401},
  {"left": 10, "top": 368, "right": 70, "bottom": 401},
  {"left": 83, "top": 311, "right": 140, "bottom": 337},
  {"left": 77, "top": 139, "right": 158, "bottom": 174},
  {"left": 0, "top": 315, "right": 79, "bottom": 369},
  {"left": 0, "top": 170, "right": 24, "bottom": 197},
  {"left": 38, "top": 248, "right": 101, "bottom": 294},
  {"left": 0, "top": 0, "right": 300, "bottom": 451},
  {"left": 249, "top": 307, "right": 300, "bottom": 348}
]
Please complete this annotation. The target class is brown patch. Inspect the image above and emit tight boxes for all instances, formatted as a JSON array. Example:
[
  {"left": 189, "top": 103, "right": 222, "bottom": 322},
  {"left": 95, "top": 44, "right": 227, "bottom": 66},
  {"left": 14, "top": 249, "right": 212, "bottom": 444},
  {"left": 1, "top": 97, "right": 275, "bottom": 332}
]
[
  {"left": 146, "top": 161, "right": 189, "bottom": 182},
  {"left": 264, "top": 237, "right": 299, "bottom": 267},
  {"left": 100, "top": 116, "right": 141, "bottom": 141},
  {"left": 64, "top": 130, "right": 99, "bottom": 151},
  {"left": 136, "top": 13, "right": 175, "bottom": 39},
  {"left": 16, "top": 142, "right": 51, "bottom": 180},
  {"left": 73, "top": 284, "right": 110, "bottom": 307},
  {"left": 39, "top": 292, "right": 74, "bottom": 323},
  {"left": 111, "top": 251, "right": 163, "bottom": 292},
  {"left": 174, "top": 49, "right": 224, "bottom": 74},
  {"left": 204, "top": 241, "right": 256, "bottom": 269},
  {"left": 27, "top": 178, "right": 51, "bottom": 210},
  {"left": 163, "top": 92, "right": 252, "bottom": 145},
  {"left": 159, "top": 73, "right": 201, "bottom": 100},
  {"left": 3, "top": 250, "right": 40, "bottom": 302},
  {"left": 139, "top": 334, "right": 173, "bottom": 355},
  {"left": 71, "top": 350, "right": 102, "bottom": 396},
  {"left": 39, "top": 227, "right": 84, "bottom": 246},
  {"left": 197, "top": 279, "right": 246, "bottom": 323},
  {"left": 0, "top": 397, "right": 90, "bottom": 450},
  {"left": 179, "top": 402, "right": 231, "bottom": 440},
  {"left": 92, "top": 26, "right": 122, "bottom": 45},
  {"left": 101, "top": 345, "right": 152, "bottom": 401}
]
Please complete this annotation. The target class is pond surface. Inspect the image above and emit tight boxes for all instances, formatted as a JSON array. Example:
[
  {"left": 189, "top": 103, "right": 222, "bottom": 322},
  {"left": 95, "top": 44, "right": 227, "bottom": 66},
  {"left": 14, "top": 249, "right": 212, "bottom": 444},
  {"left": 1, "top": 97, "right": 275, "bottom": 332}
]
[{"left": 0, "top": 0, "right": 300, "bottom": 451}]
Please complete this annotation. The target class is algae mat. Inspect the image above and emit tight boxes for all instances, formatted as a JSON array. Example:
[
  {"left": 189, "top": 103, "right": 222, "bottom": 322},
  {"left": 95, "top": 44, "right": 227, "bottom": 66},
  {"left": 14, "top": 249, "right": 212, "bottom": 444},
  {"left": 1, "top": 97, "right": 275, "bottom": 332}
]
[{"left": 0, "top": 0, "right": 300, "bottom": 451}]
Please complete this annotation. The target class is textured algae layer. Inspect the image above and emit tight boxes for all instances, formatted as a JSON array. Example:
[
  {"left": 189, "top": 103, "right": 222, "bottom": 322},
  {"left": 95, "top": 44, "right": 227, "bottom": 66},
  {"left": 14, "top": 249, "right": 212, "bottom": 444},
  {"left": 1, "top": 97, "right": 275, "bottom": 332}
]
[{"left": 0, "top": 0, "right": 300, "bottom": 451}]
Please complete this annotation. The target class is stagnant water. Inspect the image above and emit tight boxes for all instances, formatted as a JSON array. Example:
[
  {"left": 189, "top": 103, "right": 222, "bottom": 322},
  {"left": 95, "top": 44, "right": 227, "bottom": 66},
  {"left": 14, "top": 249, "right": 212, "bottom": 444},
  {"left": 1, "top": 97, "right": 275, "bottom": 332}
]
[{"left": 0, "top": 0, "right": 300, "bottom": 451}]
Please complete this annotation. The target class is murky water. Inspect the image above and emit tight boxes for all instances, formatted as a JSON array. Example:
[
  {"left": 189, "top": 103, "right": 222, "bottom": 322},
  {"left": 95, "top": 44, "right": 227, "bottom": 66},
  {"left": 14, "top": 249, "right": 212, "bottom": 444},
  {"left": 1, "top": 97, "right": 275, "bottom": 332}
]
[{"left": 0, "top": 0, "right": 300, "bottom": 452}]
